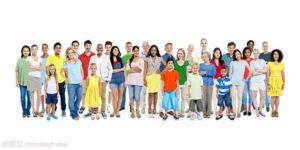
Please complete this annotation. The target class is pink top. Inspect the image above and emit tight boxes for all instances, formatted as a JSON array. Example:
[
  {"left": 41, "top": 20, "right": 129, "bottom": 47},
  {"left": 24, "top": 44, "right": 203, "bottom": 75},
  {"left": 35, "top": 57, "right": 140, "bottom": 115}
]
[{"left": 126, "top": 58, "right": 144, "bottom": 86}]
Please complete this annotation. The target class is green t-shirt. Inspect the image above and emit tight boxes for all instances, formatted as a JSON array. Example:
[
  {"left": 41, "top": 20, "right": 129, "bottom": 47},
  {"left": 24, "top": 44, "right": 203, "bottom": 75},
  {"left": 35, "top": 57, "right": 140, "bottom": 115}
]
[
  {"left": 122, "top": 54, "right": 133, "bottom": 77},
  {"left": 15, "top": 57, "right": 30, "bottom": 86},
  {"left": 174, "top": 60, "right": 189, "bottom": 85}
]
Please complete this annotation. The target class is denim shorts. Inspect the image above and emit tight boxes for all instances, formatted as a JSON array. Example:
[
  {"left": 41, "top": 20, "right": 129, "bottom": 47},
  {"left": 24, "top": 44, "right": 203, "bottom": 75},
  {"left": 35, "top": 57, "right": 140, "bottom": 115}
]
[
  {"left": 217, "top": 94, "right": 232, "bottom": 108},
  {"left": 46, "top": 93, "right": 58, "bottom": 104},
  {"left": 109, "top": 82, "right": 124, "bottom": 89}
]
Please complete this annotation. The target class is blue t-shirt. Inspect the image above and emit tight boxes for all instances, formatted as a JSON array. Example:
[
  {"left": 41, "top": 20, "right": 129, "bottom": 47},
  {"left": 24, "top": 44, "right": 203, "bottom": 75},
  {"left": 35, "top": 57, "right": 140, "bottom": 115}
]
[
  {"left": 110, "top": 61, "right": 125, "bottom": 84},
  {"left": 230, "top": 60, "right": 248, "bottom": 85},
  {"left": 216, "top": 76, "right": 232, "bottom": 95},
  {"left": 199, "top": 63, "right": 216, "bottom": 86},
  {"left": 40, "top": 57, "right": 48, "bottom": 84},
  {"left": 159, "top": 53, "right": 175, "bottom": 72},
  {"left": 63, "top": 60, "right": 82, "bottom": 84}
]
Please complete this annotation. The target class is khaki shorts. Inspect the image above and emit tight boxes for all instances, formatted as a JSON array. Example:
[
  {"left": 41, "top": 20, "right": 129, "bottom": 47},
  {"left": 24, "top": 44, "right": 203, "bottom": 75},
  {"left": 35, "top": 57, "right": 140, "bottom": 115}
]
[{"left": 251, "top": 82, "right": 266, "bottom": 91}]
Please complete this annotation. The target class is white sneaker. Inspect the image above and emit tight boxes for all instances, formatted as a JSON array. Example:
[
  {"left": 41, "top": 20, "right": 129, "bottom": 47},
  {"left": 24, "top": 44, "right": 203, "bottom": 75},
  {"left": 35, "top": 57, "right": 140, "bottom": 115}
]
[
  {"left": 190, "top": 113, "right": 196, "bottom": 120},
  {"left": 91, "top": 114, "right": 96, "bottom": 120},
  {"left": 259, "top": 110, "right": 266, "bottom": 117},
  {"left": 96, "top": 113, "right": 100, "bottom": 120},
  {"left": 107, "top": 104, "right": 112, "bottom": 113},
  {"left": 197, "top": 112, "right": 202, "bottom": 120}
]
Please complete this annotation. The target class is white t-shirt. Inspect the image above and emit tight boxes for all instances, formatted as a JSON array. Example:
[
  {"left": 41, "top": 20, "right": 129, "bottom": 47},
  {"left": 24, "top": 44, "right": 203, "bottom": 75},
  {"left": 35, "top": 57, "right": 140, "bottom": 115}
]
[
  {"left": 46, "top": 76, "right": 57, "bottom": 94},
  {"left": 250, "top": 59, "right": 267, "bottom": 83},
  {"left": 27, "top": 56, "right": 42, "bottom": 78}
]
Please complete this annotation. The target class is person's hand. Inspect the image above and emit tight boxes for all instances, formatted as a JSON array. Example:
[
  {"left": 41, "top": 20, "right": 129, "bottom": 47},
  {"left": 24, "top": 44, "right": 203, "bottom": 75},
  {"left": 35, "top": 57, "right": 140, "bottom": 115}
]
[
  {"left": 268, "top": 83, "right": 270, "bottom": 90},
  {"left": 16, "top": 81, "right": 19, "bottom": 87},
  {"left": 199, "top": 71, "right": 206, "bottom": 75},
  {"left": 133, "top": 67, "right": 142, "bottom": 73},
  {"left": 282, "top": 83, "right": 285, "bottom": 90},
  {"left": 144, "top": 79, "right": 147, "bottom": 86}
]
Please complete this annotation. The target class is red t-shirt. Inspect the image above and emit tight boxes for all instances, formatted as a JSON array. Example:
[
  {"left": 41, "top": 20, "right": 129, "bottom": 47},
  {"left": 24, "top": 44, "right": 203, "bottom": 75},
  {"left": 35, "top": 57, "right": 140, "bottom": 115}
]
[
  {"left": 79, "top": 52, "right": 95, "bottom": 80},
  {"left": 243, "top": 58, "right": 253, "bottom": 80},
  {"left": 210, "top": 59, "right": 226, "bottom": 79},
  {"left": 161, "top": 69, "right": 179, "bottom": 92}
]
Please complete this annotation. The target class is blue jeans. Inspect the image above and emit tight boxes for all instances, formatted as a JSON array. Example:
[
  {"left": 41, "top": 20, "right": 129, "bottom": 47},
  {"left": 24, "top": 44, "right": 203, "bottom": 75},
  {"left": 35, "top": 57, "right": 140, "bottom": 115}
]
[
  {"left": 121, "top": 87, "right": 127, "bottom": 109},
  {"left": 128, "top": 85, "right": 142, "bottom": 101},
  {"left": 217, "top": 94, "right": 232, "bottom": 108},
  {"left": 19, "top": 85, "right": 31, "bottom": 115},
  {"left": 162, "top": 90, "right": 178, "bottom": 111},
  {"left": 68, "top": 84, "right": 82, "bottom": 119},
  {"left": 242, "top": 79, "right": 252, "bottom": 106},
  {"left": 265, "top": 81, "right": 270, "bottom": 107}
]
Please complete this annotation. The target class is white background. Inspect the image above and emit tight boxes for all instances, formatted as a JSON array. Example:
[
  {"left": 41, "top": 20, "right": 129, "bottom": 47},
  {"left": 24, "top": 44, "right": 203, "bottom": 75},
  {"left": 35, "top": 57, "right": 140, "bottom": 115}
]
[{"left": 0, "top": 0, "right": 299, "bottom": 149}]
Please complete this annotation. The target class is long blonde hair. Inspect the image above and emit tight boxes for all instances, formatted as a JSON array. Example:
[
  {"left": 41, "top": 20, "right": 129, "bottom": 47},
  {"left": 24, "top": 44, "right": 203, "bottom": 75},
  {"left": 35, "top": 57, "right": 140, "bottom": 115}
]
[
  {"left": 65, "top": 47, "right": 77, "bottom": 62},
  {"left": 47, "top": 64, "right": 58, "bottom": 83}
]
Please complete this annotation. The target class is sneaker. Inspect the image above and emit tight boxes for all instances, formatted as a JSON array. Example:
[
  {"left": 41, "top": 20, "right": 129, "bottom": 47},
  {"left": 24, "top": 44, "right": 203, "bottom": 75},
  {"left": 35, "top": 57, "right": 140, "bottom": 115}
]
[
  {"left": 190, "top": 113, "right": 195, "bottom": 120},
  {"left": 237, "top": 113, "right": 241, "bottom": 118},
  {"left": 197, "top": 112, "right": 202, "bottom": 120},
  {"left": 259, "top": 111, "right": 266, "bottom": 117},
  {"left": 22, "top": 114, "right": 26, "bottom": 118},
  {"left": 159, "top": 111, "right": 164, "bottom": 118},
  {"left": 228, "top": 114, "right": 235, "bottom": 120},
  {"left": 83, "top": 112, "right": 92, "bottom": 118},
  {"left": 91, "top": 114, "right": 95, "bottom": 120},
  {"left": 101, "top": 112, "right": 107, "bottom": 119},
  {"left": 162, "top": 114, "right": 168, "bottom": 120},
  {"left": 174, "top": 114, "right": 179, "bottom": 120},
  {"left": 47, "top": 116, "right": 51, "bottom": 121},
  {"left": 96, "top": 113, "right": 100, "bottom": 120},
  {"left": 26, "top": 114, "right": 31, "bottom": 118},
  {"left": 216, "top": 114, "right": 223, "bottom": 120},
  {"left": 107, "top": 105, "right": 112, "bottom": 113},
  {"left": 61, "top": 111, "right": 66, "bottom": 117},
  {"left": 51, "top": 115, "right": 58, "bottom": 120},
  {"left": 40, "top": 108, "right": 45, "bottom": 114},
  {"left": 74, "top": 116, "right": 80, "bottom": 121},
  {"left": 266, "top": 107, "right": 270, "bottom": 112},
  {"left": 79, "top": 106, "right": 85, "bottom": 114}
]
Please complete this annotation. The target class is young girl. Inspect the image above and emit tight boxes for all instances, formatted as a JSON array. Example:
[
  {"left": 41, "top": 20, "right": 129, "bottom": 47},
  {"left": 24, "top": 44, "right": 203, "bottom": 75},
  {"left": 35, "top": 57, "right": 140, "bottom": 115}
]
[
  {"left": 62, "top": 48, "right": 84, "bottom": 120},
  {"left": 187, "top": 63, "right": 203, "bottom": 120},
  {"left": 174, "top": 48, "right": 190, "bottom": 118},
  {"left": 242, "top": 47, "right": 253, "bottom": 116},
  {"left": 109, "top": 46, "right": 125, "bottom": 118},
  {"left": 267, "top": 49, "right": 285, "bottom": 117},
  {"left": 85, "top": 63, "right": 102, "bottom": 120},
  {"left": 229, "top": 49, "right": 251, "bottom": 118},
  {"left": 27, "top": 45, "right": 42, "bottom": 118},
  {"left": 144, "top": 45, "right": 162, "bottom": 118},
  {"left": 211, "top": 47, "right": 226, "bottom": 115},
  {"left": 126, "top": 46, "right": 144, "bottom": 118},
  {"left": 161, "top": 58, "right": 180, "bottom": 120},
  {"left": 16, "top": 45, "right": 31, "bottom": 118},
  {"left": 250, "top": 49, "right": 267, "bottom": 117},
  {"left": 44, "top": 64, "right": 59, "bottom": 121},
  {"left": 199, "top": 51, "right": 216, "bottom": 119}
]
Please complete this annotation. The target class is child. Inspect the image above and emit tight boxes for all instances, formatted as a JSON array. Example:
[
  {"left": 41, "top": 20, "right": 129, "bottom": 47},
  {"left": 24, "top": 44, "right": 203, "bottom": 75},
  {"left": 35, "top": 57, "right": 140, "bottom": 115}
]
[
  {"left": 27, "top": 44, "right": 42, "bottom": 118},
  {"left": 15, "top": 45, "right": 31, "bottom": 118},
  {"left": 187, "top": 63, "right": 203, "bottom": 120},
  {"left": 250, "top": 49, "right": 267, "bottom": 117},
  {"left": 199, "top": 51, "right": 216, "bottom": 119},
  {"left": 215, "top": 67, "right": 234, "bottom": 120},
  {"left": 85, "top": 63, "right": 102, "bottom": 120},
  {"left": 267, "top": 49, "right": 285, "bottom": 117},
  {"left": 174, "top": 48, "right": 190, "bottom": 118},
  {"left": 161, "top": 58, "right": 180, "bottom": 120},
  {"left": 44, "top": 64, "right": 59, "bottom": 121}
]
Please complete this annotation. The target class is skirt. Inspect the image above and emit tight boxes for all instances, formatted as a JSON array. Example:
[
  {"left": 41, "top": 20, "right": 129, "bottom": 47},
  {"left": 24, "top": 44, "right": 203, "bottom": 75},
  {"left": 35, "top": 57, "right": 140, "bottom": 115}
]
[
  {"left": 27, "top": 76, "right": 41, "bottom": 92},
  {"left": 146, "top": 73, "right": 161, "bottom": 93},
  {"left": 268, "top": 76, "right": 283, "bottom": 96}
]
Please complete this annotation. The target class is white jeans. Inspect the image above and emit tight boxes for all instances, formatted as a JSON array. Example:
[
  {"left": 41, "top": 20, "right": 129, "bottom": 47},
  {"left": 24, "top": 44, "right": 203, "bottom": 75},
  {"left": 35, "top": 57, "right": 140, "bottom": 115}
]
[{"left": 232, "top": 82, "right": 245, "bottom": 115}]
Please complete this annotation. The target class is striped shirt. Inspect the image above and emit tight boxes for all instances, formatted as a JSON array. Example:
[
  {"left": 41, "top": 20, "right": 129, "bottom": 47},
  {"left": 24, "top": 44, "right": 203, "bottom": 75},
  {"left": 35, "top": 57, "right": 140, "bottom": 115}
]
[{"left": 216, "top": 76, "right": 232, "bottom": 95}]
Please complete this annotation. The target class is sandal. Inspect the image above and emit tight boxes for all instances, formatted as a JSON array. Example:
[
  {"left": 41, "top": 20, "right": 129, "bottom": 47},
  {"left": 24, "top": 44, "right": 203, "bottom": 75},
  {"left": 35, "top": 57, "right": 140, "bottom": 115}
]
[
  {"left": 116, "top": 113, "right": 120, "bottom": 118},
  {"left": 79, "top": 106, "right": 85, "bottom": 114},
  {"left": 110, "top": 113, "right": 115, "bottom": 118},
  {"left": 131, "top": 112, "right": 135, "bottom": 118},
  {"left": 136, "top": 111, "right": 141, "bottom": 118},
  {"left": 228, "top": 114, "right": 235, "bottom": 120},
  {"left": 38, "top": 112, "right": 44, "bottom": 117},
  {"left": 33, "top": 112, "right": 38, "bottom": 118}
]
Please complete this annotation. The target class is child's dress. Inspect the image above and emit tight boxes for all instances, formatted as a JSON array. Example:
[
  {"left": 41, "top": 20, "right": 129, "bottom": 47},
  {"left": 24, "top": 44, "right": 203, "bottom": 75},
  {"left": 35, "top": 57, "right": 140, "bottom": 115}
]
[
  {"left": 85, "top": 76, "right": 101, "bottom": 108},
  {"left": 267, "top": 62, "right": 285, "bottom": 96}
]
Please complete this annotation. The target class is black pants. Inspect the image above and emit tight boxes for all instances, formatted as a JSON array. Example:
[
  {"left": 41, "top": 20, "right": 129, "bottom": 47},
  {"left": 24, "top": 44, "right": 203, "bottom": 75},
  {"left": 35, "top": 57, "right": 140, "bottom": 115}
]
[{"left": 58, "top": 82, "right": 66, "bottom": 111}]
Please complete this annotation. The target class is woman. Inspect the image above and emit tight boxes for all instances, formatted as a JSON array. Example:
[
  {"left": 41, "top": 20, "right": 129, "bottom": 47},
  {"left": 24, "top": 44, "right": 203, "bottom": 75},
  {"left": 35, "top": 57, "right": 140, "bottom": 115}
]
[{"left": 242, "top": 47, "right": 253, "bottom": 116}]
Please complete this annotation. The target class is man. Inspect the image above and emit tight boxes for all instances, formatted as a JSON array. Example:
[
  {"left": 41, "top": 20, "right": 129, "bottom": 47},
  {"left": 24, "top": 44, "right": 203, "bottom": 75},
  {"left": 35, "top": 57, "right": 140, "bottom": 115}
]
[
  {"left": 89, "top": 43, "right": 113, "bottom": 119},
  {"left": 78, "top": 40, "right": 95, "bottom": 116},
  {"left": 247, "top": 40, "right": 255, "bottom": 51},
  {"left": 121, "top": 42, "right": 133, "bottom": 111},
  {"left": 46, "top": 42, "right": 66, "bottom": 117},
  {"left": 223, "top": 41, "right": 236, "bottom": 74},
  {"left": 139, "top": 41, "right": 150, "bottom": 114},
  {"left": 259, "top": 41, "right": 271, "bottom": 112},
  {"left": 71, "top": 40, "right": 80, "bottom": 58},
  {"left": 104, "top": 41, "right": 113, "bottom": 113}
]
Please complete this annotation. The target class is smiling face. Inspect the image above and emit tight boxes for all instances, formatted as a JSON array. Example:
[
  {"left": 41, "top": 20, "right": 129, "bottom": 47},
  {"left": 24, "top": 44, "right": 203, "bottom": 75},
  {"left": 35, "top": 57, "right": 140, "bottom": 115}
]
[
  {"left": 228, "top": 45, "right": 235, "bottom": 55},
  {"left": 214, "top": 50, "right": 221, "bottom": 59},
  {"left": 167, "top": 60, "right": 174, "bottom": 70},
  {"left": 89, "top": 64, "right": 97, "bottom": 75},
  {"left": 165, "top": 44, "right": 173, "bottom": 55},
  {"left": 262, "top": 42, "right": 268, "bottom": 53},
  {"left": 72, "top": 42, "right": 79, "bottom": 52},
  {"left": 113, "top": 47, "right": 119, "bottom": 56},
  {"left": 105, "top": 45, "right": 112, "bottom": 54},
  {"left": 273, "top": 51, "right": 279, "bottom": 61},
  {"left": 31, "top": 46, "right": 38, "bottom": 56},
  {"left": 247, "top": 42, "right": 254, "bottom": 50},
  {"left": 177, "top": 49, "right": 184, "bottom": 60},
  {"left": 235, "top": 51, "right": 242, "bottom": 60},
  {"left": 200, "top": 39, "right": 208, "bottom": 50},
  {"left": 150, "top": 46, "right": 157, "bottom": 57},
  {"left": 133, "top": 47, "right": 139, "bottom": 57},
  {"left": 191, "top": 64, "right": 198, "bottom": 74},
  {"left": 84, "top": 43, "right": 92, "bottom": 53},
  {"left": 142, "top": 43, "right": 149, "bottom": 53},
  {"left": 253, "top": 50, "right": 259, "bottom": 59},
  {"left": 187, "top": 44, "right": 194, "bottom": 53},
  {"left": 22, "top": 47, "right": 30, "bottom": 57},
  {"left": 97, "top": 44, "right": 103, "bottom": 55},
  {"left": 54, "top": 45, "right": 61, "bottom": 54},
  {"left": 42, "top": 45, "right": 48, "bottom": 55},
  {"left": 202, "top": 53, "right": 210, "bottom": 63},
  {"left": 67, "top": 49, "right": 75, "bottom": 60},
  {"left": 126, "top": 43, "right": 132, "bottom": 53},
  {"left": 49, "top": 65, "right": 56, "bottom": 76},
  {"left": 244, "top": 49, "right": 251, "bottom": 59}
]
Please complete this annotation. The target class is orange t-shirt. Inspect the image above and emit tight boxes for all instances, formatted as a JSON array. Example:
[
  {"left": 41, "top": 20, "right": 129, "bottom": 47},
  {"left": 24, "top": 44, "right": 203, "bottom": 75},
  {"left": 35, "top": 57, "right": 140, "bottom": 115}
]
[{"left": 161, "top": 69, "right": 180, "bottom": 92}]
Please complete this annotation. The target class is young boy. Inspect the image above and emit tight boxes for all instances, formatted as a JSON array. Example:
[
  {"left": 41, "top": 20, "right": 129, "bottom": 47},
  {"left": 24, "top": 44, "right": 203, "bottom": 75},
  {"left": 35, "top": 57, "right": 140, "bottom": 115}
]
[
  {"left": 215, "top": 67, "right": 235, "bottom": 120},
  {"left": 161, "top": 58, "right": 180, "bottom": 120},
  {"left": 187, "top": 63, "right": 204, "bottom": 120}
]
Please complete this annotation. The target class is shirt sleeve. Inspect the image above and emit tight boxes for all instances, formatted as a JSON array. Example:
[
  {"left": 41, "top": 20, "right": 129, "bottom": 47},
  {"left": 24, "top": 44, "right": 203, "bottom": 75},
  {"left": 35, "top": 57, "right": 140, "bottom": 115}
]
[
  {"left": 46, "top": 56, "right": 51, "bottom": 66},
  {"left": 205, "top": 64, "right": 216, "bottom": 77},
  {"left": 15, "top": 59, "right": 19, "bottom": 72}
]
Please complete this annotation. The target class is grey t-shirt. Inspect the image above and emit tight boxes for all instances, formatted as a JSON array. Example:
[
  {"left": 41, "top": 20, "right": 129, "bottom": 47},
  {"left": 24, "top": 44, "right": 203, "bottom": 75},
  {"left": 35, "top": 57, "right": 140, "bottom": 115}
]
[{"left": 259, "top": 52, "right": 271, "bottom": 63}]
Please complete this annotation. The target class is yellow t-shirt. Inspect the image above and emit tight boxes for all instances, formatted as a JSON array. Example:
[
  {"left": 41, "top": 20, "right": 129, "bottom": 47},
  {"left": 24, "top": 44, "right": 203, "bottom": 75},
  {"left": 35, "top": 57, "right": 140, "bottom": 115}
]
[{"left": 46, "top": 55, "right": 66, "bottom": 83}]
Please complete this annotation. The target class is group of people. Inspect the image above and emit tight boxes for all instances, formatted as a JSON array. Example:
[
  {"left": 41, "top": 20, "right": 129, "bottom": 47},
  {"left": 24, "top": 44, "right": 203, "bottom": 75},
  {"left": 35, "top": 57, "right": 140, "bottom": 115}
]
[{"left": 15, "top": 38, "right": 285, "bottom": 121}]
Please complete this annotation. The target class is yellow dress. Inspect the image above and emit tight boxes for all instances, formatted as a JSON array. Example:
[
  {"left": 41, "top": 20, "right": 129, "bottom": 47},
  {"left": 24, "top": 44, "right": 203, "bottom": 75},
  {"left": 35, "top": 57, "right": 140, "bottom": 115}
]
[
  {"left": 146, "top": 73, "right": 161, "bottom": 93},
  {"left": 85, "top": 76, "right": 101, "bottom": 108},
  {"left": 268, "top": 62, "right": 285, "bottom": 96}
]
